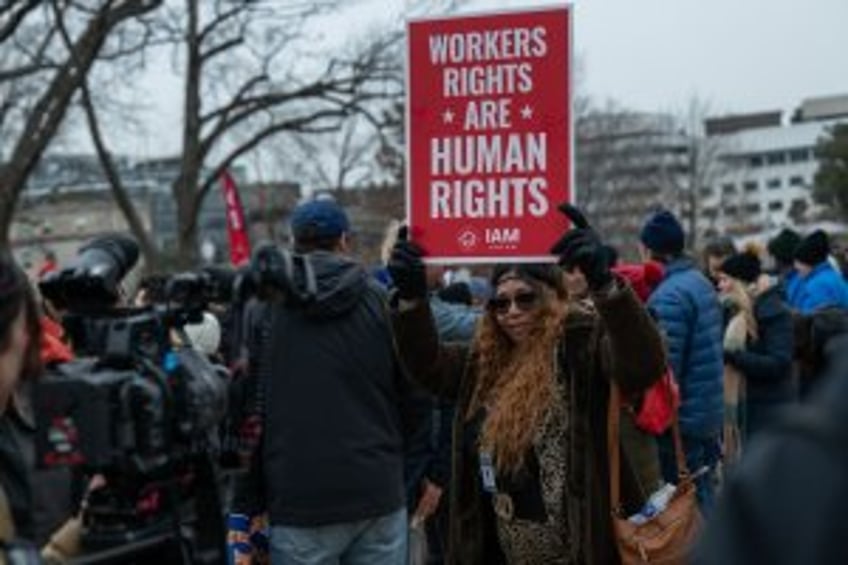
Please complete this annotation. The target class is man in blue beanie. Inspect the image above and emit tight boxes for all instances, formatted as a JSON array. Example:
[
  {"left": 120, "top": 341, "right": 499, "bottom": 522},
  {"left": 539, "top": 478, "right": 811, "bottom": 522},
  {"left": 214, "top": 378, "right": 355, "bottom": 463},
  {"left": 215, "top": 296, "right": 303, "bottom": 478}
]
[
  {"left": 639, "top": 209, "right": 724, "bottom": 514},
  {"left": 234, "top": 197, "right": 410, "bottom": 563}
]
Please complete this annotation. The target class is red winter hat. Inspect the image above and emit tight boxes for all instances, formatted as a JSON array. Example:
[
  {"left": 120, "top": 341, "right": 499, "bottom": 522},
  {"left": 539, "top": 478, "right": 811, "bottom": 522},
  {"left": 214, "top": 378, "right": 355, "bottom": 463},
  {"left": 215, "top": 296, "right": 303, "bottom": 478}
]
[{"left": 612, "top": 261, "right": 665, "bottom": 303}]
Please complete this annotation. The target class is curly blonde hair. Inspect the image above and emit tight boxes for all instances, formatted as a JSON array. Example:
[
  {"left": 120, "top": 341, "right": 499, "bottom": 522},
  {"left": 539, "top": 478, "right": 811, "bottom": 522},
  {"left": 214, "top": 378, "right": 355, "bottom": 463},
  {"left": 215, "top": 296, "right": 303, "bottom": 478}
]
[
  {"left": 721, "top": 277, "right": 758, "bottom": 346},
  {"left": 467, "top": 274, "right": 567, "bottom": 476}
]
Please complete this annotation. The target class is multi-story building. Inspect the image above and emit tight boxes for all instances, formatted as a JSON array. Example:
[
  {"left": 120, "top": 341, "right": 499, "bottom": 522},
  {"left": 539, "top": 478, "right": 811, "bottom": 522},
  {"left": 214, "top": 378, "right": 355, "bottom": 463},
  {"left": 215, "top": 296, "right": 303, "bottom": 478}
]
[
  {"left": 699, "top": 94, "right": 848, "bottom": 240},
  {"left": 576, "top": 111, "right": 691, "bottom": 252},
  {"left": 13, "top": 152, "right": 262, "bottom": 270},
  {"left": 12, "top": 150, "right": 400, "bottom": 272}
]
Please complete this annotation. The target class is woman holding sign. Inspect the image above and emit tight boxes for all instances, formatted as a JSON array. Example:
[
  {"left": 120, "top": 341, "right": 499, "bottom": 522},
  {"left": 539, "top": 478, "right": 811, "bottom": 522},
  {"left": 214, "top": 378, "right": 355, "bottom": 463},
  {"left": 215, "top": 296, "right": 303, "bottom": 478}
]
[{"left": 388, "top": 206, "right": 665, "bottom": 564}]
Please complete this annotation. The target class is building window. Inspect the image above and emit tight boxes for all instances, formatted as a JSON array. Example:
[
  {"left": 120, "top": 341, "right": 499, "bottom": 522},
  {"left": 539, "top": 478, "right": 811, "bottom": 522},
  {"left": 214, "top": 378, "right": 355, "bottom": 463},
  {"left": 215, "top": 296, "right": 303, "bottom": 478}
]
[
  {"left": 743, "top": 181, "right": 758, "bottom": 192},
  {"left": 726, "top": 206, "right": 738, "bottom": 216},
  {"left": 768, "top": 201, "right": 784, "bottom": 211},
  {"left": 699, "top": 186, "right": 713, "bottom": 198},
  {"left": 766, "top": 151, "right": 787, "bottom": 165},
  {"left": 790, "top": 198, "right": 808, "bottom": 211},
  {"left": 703, "top": 208, "right": 718, "bottom": 219},
  {"left": 750, "top": 155, "right": 763, "bottom": 167},
  {"left": 789, "top": 148, "right": 811, "bottom": 162},
  {"left": 722, "top": 183, "right": 737, "bottom": 194},
  {"left": 767, "top": 178, "right": 782, "bottom": 189},
  {"left": 745, "top": 203, "right": 761, "bottom": 214},
  {"left": 789, "top": 176, "right": 805, "bottom": 186}
]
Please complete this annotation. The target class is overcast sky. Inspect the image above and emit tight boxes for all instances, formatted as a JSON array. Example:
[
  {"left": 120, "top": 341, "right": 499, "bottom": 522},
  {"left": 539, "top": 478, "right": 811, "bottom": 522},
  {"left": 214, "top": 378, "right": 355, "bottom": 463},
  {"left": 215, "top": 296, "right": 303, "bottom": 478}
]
[
  {"left": 459, "top": 0, "right": 848, "bottom": 115},
  {"left": 120, "top": 0, "right": 848, "bottom": 158}
]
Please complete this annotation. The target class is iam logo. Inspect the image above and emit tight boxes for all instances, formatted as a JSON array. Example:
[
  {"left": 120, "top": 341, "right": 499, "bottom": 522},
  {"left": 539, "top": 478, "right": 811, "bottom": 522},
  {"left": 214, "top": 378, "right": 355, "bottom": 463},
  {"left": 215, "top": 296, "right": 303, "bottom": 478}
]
[{"left": 457, "top": 227, "right": 479, "bottom": 251}]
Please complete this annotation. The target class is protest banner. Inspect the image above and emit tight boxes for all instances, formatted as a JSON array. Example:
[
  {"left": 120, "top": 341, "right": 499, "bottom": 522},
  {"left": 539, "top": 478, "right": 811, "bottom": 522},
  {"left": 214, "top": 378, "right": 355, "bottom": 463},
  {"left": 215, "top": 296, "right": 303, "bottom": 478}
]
[
  {"left": 407, "top": 5, "right": 572, "bottom": 262},
  {"left": 220, "top": 170, "right": 251, "bottom": 266}
]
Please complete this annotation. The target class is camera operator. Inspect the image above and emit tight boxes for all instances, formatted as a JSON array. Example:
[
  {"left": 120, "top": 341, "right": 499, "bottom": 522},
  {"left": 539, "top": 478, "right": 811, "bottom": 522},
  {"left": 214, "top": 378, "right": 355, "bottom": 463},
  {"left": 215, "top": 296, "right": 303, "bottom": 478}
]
[{"left": 0, "top": 253, "right": 43, "bottom": 547}]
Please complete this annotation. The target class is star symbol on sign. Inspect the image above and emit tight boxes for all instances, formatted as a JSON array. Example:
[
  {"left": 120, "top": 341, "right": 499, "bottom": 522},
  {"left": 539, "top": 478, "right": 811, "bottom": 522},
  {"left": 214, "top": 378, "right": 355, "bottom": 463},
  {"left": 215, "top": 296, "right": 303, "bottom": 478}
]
[
  {"left": 443, "top": 109, "right": 454, "bottom": 124},
  {"left": 520, "top": 105, "right": 533, "bottom": 120}
]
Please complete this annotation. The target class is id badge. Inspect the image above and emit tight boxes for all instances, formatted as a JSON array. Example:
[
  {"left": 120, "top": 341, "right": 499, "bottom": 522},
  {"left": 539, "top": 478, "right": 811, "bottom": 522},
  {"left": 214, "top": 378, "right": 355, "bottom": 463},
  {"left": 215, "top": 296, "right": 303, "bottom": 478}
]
[{"left": 479, "top": 452, "right": 497, "bottom": 493}]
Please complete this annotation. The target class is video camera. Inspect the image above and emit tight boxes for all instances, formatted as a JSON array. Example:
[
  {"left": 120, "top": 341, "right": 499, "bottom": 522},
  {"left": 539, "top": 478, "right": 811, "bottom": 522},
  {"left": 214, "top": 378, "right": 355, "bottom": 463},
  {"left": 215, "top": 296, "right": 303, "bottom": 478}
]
[{"left": 35, "top": 235, "right": 231, "bottom": 563}]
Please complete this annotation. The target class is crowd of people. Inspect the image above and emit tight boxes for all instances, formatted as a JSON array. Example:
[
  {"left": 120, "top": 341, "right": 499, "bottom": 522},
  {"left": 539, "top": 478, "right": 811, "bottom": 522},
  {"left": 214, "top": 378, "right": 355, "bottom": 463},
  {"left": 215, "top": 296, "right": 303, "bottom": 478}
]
[{"left": 2, "top": 197, "right": 848, "bottom": 564}]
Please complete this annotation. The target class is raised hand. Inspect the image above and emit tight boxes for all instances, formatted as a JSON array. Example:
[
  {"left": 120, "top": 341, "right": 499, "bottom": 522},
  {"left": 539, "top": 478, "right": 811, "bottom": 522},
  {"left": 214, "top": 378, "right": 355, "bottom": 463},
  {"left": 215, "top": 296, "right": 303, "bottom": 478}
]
[
  {"left": 550, "top": 203, "right": 612, "bottom": 290},
  {"left": 387, "top": 226, "right": 428, "bottom": 300}
]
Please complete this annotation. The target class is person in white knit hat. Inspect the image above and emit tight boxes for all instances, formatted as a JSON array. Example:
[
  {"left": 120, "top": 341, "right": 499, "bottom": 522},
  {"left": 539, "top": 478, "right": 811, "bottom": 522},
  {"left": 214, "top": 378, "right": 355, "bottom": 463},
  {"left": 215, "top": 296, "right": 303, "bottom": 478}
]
[{"left": 183, "top": 312, "right": 221, "bottom": 359}]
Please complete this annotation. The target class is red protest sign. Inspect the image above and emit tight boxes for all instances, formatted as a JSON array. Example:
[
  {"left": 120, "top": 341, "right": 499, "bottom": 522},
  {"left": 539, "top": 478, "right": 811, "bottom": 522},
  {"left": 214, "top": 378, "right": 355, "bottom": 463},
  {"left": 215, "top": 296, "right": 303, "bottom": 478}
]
[{"left": 407, "top": 5, "right": 572, "bottom": 263}]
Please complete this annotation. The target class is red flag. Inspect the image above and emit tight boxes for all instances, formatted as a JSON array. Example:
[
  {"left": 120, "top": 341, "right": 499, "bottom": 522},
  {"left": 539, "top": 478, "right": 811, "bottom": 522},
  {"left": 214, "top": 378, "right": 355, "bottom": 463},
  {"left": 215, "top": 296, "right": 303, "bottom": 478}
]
[{"left": 220, "top": 170, "right": 251, "bottom": 266}]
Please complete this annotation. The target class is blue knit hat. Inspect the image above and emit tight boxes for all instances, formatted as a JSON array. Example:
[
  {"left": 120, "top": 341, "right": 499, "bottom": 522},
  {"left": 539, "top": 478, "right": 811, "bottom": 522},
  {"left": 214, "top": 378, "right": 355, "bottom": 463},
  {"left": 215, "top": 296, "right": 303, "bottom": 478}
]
[
  {"left": 290, "top": 199, "right": 350, "bottom": 240},
  {"left": 640, "top": 210, "right": 685, "bottom": 254}
]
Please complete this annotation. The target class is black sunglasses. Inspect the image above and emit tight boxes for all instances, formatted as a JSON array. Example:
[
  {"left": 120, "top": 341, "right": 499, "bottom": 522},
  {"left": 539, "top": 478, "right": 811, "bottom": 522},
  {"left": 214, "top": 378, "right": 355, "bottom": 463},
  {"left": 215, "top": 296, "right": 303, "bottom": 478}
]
[{"left": 488, "top": 291, "right": 539, "bottom": 315}]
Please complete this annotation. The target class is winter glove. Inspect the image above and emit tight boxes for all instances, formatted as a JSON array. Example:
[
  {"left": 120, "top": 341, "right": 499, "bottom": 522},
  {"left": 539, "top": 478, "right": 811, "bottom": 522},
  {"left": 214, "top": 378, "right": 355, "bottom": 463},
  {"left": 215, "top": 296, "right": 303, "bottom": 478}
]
[
  {"left": 387, "top": 226, "right": 428, "bottom": 300},
  {"left": 550, "top": 203, "right": 613, "bottom": 290}
]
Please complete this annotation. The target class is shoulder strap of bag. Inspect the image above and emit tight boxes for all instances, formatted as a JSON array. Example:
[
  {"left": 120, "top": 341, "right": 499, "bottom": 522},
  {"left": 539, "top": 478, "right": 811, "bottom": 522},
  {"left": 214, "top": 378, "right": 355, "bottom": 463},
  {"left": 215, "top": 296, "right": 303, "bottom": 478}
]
[
  {"left": 608, "top": 382, "right": 690, "bottom": 514},
  {"left": 0, "top": 486, "right": 14, "bottom": 544}
]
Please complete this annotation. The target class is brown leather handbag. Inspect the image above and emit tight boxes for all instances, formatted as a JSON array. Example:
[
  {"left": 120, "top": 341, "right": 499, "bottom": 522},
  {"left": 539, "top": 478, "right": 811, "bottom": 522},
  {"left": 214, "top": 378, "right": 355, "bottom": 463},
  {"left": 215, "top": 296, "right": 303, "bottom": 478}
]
[{"left": 608, "top": 384, "right": 703, "bottom": 564}]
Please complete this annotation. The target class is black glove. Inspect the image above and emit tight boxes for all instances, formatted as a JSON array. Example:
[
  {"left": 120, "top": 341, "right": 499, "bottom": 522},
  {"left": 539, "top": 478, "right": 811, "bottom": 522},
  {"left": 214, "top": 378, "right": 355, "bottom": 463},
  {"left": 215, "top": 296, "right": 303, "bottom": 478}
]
[
  {"left": 387, "top": 226, "right": 427, "bottom": 300},
  {"left": 550, "top": 204, "right": 612, "bottom": 290}
]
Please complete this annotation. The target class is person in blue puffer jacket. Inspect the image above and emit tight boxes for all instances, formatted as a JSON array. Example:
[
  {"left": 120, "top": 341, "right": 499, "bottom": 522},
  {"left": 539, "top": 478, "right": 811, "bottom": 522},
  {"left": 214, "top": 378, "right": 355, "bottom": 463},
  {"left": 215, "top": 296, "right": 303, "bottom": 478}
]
[
  {"left": 789, "top": 230, "right": 848, "bottom": 314},
  {"left": 640, "top": 209, "right": 724, "bottom": 514}
]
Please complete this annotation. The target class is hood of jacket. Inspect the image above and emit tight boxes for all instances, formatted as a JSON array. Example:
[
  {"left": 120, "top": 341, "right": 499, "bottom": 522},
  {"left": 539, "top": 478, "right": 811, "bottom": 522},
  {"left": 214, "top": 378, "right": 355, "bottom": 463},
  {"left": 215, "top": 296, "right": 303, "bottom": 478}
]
[{"left": 285, "top": 251, "right": 368, "bottom": 319}]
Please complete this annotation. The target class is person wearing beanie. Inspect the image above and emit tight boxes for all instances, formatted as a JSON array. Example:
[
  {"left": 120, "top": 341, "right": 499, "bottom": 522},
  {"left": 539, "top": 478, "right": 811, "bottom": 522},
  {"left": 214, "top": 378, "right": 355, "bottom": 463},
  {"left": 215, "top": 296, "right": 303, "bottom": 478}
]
[
  {"left": 768, "top": 228, "right": 802, "bottom": 272},
  {"left": 766, "top": 228, "right": 803, "bottom": 305},
  {"left": 789, "top": 230, "right": 848, "bottom": 314},
  {"left": 718, "top": 247, "right": 795, "bottom": 440},
  {"left": 720, "top": 251, "right": 761, "bottom": 286},
  {"left": 233, "top": 197, "right": 414, "bottom": 563},
  {"left": 639, "top": 209, "right": 686, "bottom": 259},
  {"left": 387, "top": 204, "right": 665, "bottom": 564},
  {"left": 640, "top": 209, "right": 724, "bottom": 514}
]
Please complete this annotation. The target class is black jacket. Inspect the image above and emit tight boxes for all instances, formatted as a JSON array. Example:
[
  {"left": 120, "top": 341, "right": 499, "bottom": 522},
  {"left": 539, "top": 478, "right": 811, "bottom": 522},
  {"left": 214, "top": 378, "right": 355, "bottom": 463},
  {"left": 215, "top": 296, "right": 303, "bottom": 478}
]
[
  {"left": 0, "top": 405, "right": 34, "bottom": 541},
  {"left": 257, "top": 251, "right": 405, "bottom": 526},
  {"left": 0, "top": 391, "right": 76, "bottom": 546},
  {"left": 726, "top": 284, "right": 795, "bottom": 405},
  {"left": 694, "top": 333, "right": 848, "bottom": 564}
]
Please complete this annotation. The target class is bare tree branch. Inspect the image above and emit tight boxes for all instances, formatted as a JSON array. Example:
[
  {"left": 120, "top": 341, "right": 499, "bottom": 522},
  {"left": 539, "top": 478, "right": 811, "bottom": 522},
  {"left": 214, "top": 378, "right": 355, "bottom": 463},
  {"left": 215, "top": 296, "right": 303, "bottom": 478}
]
[
  {"left": 200, "top": 36, "right": 243, "bottom": 62},
  {"left": 197, "top": 3, "right": 242, "bottom": 44},
  {"left": 0, "top": 0, "right": 164, "bottom": 248},
  {"left": 51, "top": 0, "right": 160, "bottom": 268},
  {"left": 196, "top": 108, "right": 348, "bottom": 208},
  {"left": 0, "top": 0, "right": 41, "bottom": 44},
  {"left": 200, "top": 73, "right": 269, "bottom": 124}
]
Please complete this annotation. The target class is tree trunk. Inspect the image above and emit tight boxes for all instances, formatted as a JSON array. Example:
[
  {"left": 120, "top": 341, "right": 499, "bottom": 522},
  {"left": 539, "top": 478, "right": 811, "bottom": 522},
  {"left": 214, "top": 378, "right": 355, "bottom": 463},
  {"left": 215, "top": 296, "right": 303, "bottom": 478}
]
[
  {"left": 80, "top": 82, "right": 161, "bottom": 270},
  {"left": 173, "top": 0, "right": 203, "bottom": 268}
]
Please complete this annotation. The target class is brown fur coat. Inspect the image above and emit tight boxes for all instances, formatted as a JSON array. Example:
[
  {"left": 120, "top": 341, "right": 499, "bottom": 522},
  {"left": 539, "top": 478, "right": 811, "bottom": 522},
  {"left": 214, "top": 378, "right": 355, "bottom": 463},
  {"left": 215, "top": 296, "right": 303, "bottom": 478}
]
[{"left": 392, "top": 278, "right": 666, "bottom": 564}]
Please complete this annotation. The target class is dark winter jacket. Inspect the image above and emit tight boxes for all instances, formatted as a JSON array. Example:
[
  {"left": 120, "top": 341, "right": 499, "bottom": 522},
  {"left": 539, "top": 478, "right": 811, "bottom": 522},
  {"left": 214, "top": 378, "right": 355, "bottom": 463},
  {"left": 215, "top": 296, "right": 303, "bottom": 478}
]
[
  {"left": 783, "top": 269, "right": 802, "bottom": 305},
  {"left": 0, "top": 405, "right": 34, "bottom": 541},
  {"left": 404, "top": 297, "right": 480, "bottom": 506},
  {"left": 258, "top": 251, "right": 406, "bottom": 526},
  {"left": 790, "top": 261, "right": 848, "bottom": 314},
  {"left": 647, "top": 257, "right": 724, "bottom": 438},
  {"left": 725, "top": 284, "right": 795, "bottom": 406},
  {"left": 693, "top": 333, "right": 848, "bottom": 565},
  {"left": 392, "top": 278, "right": 665, "bottom": 565}
]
